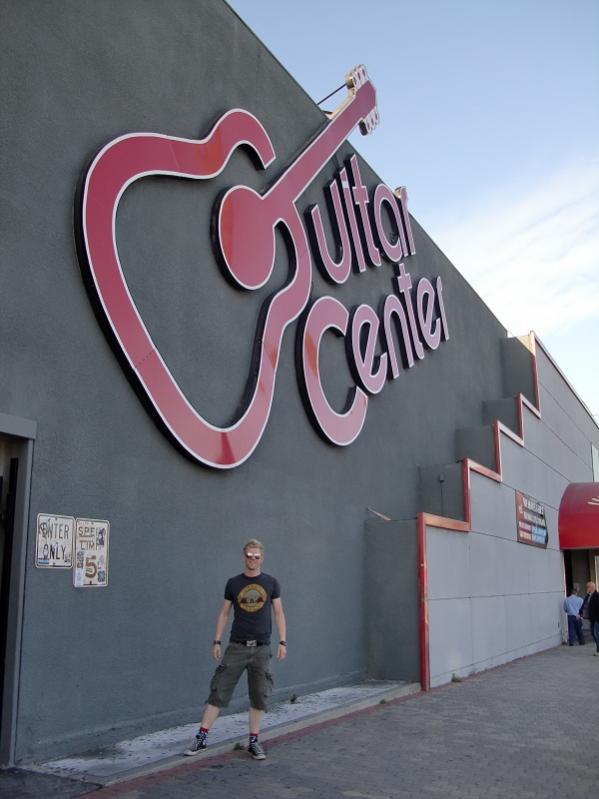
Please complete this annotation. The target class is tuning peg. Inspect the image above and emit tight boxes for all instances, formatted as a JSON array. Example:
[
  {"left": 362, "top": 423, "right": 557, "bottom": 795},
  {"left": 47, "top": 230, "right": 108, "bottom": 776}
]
[
  {"left": 346, "top": 64, "right": 368, "bottom": 91},
  {"left": 359, "top": 108, "right": 379, "bottom": 136}
]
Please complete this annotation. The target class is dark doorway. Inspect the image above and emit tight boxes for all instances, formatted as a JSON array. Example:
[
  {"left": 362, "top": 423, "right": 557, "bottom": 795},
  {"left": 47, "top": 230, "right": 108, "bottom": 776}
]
[
  {"left": 563, "top": 550, "right": 573, "bottom": 595},
  {"left": 0, "top": 457, "right": 19, "bottom": 731},
  {"left": 0, "top": 416, "right": 36, "bottom": 766}
]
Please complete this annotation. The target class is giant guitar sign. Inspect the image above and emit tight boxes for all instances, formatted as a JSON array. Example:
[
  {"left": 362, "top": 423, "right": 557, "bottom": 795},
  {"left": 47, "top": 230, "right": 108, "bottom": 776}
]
[{"left": 76, "top": 66, "right": 449, "bottom": 469}]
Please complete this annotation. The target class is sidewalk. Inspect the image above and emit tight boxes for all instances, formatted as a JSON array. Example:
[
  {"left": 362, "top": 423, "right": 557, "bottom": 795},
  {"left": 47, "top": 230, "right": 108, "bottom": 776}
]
[
  {"left": 33, "top": 679, "right": 418, "bottom": 784},
  {"left": 3, "top": 643, "right": 599, "bottom": 798}
]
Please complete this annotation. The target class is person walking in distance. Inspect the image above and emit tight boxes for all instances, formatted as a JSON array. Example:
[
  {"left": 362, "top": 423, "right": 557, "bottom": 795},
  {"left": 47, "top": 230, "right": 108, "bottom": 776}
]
[
  {"left": 184, "top": 539, "right": 287, "bottom": 760},
  {"left": 563, "top": 587, "right": 584, "bottom": 645}
]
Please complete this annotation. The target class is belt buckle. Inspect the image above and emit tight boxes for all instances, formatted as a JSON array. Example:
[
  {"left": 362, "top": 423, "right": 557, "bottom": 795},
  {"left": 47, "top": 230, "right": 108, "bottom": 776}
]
[{"left": 246, "top": 640, "right": 257, "bottom": 648}]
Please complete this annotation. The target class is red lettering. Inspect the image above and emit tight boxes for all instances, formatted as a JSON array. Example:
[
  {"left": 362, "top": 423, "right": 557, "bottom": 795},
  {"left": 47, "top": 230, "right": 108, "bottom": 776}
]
[
  {"left": 435, "top": 276, "right": 450, "bottom": 342},
  {"left": 300, "top": 296, "right": 368, "bottom": 446},
  {"left": 349, "top": 155, "right": 381, "bottom": 267},
  {"left": 339, "top": 166, "right": 367, "bottom": 272},
  {"left": 395, "top": 186, "right": 416, "bottom": 256},
  {"left": 349, "top": 304, "right": 387, "bottom": 394},
  {"left": 396, "top": 263, "right": 424, "bottom": 360},
  {"left": 382, "top": 293, "right": 415, "bottom": 377},
  {"left": 373, "top": 183, "right": 406, "bottom": 263},
  {"left": 416, "top": 278, "right": 441, "bottom": 350},
  {"left": 309, "top": 179, "right": 352, "bottom": 285}
]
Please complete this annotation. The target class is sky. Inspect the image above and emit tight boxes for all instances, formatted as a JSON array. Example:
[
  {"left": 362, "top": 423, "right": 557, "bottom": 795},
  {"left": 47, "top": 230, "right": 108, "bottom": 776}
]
[{"left": 227, "top": 0, "right": 599, "bottom": 420}]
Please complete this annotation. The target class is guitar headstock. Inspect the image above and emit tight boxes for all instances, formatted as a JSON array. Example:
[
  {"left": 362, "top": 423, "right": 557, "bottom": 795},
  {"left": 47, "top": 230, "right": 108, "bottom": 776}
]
[{"left": 345, "top": 65, "right": 379, "bottom": 135}]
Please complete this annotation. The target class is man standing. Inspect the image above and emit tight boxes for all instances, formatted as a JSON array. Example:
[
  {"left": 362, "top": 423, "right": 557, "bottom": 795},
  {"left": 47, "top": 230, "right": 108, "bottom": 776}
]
[
  {"left": 184, "top": 539, "right": 286, "bottom": 760},
  {"left": 563, "top": 587, "right": 584, "bottom": 645},
  {"left": 586, "top": 582, "right": 599, "bottom": 656},
  {"left": 581, "top": 581, "right": 598, "bottom": 650}
]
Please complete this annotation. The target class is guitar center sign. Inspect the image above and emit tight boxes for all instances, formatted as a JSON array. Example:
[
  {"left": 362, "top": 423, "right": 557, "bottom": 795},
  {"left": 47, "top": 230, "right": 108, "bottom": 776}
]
[{"left": 76, "top": 66, "right": 449, "bottom": 469}]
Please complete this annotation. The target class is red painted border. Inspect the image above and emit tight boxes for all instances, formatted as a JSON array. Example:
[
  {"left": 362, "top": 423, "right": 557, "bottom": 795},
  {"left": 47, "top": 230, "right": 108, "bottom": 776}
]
[{"left": 417, "top": 333, "right": 542, "bottom": 690}]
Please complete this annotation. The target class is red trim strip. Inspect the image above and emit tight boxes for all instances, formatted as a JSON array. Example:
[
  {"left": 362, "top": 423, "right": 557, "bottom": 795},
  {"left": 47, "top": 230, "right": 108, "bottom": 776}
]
[{"left": 416, "top": 513, "right": 429, "bottom": 692}]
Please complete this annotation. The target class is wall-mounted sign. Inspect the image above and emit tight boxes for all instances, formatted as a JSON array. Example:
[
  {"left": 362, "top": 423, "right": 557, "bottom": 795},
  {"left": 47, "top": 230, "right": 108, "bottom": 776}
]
[
  {"left": 76, "top": 65, "right": 450, "bottom": 469},
  {"left": 35, "top": 514, "right": 74, "bottom": 568},
  {"left": 515, "top": 491, "right": 548, "bottom": 547},
  {"left": 74, "top": 518, "right": 109, "bottom": 587}
]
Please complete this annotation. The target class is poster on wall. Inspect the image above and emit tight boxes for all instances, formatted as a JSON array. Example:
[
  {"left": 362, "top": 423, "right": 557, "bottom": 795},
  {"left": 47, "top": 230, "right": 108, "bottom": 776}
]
[
  {"left": 35, "top": 514, "right": 74, "bottom": 568},
  {"left": 515, "top": 491, "right": 548, "bottom": 548},
  {"left": 73, "top": 518, "right": 110, "bottom": 587}
]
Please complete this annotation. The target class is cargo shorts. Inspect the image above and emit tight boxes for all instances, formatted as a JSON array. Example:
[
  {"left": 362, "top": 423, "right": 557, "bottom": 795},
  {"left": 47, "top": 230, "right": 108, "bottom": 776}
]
[{"left": 207, "top": 642, "right": 273, "bottom": 711}]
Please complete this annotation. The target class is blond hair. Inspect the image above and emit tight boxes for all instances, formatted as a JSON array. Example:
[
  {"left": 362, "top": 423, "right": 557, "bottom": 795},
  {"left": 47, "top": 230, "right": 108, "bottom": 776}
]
[{"left": 243, "top": 539, "right": 264, "bottom": 555}]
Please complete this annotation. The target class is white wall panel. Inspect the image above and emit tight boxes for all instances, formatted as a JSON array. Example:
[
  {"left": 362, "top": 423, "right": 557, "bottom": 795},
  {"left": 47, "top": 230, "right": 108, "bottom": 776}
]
[
  {"left": 469, "top": 475, "right": 516, "bottom": 540},
  {"left": 536, "top": 348, "right": 599, "bottom": 451},
  {"left": 429, "top": 598, "right": 472, "bottom": 687},
  {"left": 521, "top": 411, "right": 592, "bottom": 482},
  {"left": 529, "top": 591, "right": 562, "bottom": 644},
  {"left": 468, "top": 532, "right": 500, "bottom": 597},
  {"left": 427, "top": 528, "right": 470, "bottom": 600},
  {"left": 470, "top": 595, "right": 507, "bottom": 665},
  {"left": 501, "top": 441, "right": 570, "bottom": 510},
  {"left": 499, "top": 538, "right": 529, "bottom": 595},
  {"left": 504, "top": 593, "right": 532, "bottom": 652}
]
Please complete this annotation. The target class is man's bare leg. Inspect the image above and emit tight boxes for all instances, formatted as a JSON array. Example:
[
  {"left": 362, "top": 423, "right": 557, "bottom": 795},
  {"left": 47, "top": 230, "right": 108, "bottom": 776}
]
[
  {"left": 249, "top": 706, "right": 263, "bottom": 735},
  {"left": 200, "top": 703, "right": 221, "bottom": 730},
  {"left": 183, "top": 704, "right": 221, "bottom": 755}
]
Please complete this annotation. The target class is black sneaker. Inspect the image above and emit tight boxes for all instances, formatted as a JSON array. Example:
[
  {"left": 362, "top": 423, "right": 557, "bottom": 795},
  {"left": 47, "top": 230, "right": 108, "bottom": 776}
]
[
  {"left": 184, "top": 732, "right": 207, "bottom": 756},
  {"left": 247, "top": 739, "right": 266, "bottom": 760}
]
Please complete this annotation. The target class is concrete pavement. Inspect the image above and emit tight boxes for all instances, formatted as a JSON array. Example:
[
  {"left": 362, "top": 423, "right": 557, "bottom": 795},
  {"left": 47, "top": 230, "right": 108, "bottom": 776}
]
[{"left": 3, "top": 643, "right": 598, "bottom": 798}]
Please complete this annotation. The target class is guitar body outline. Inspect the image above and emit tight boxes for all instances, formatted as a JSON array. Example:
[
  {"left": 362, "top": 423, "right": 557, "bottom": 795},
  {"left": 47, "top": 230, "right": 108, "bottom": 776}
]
[{"left": 76, "top": 67, "right": 378, "bottom": 469}]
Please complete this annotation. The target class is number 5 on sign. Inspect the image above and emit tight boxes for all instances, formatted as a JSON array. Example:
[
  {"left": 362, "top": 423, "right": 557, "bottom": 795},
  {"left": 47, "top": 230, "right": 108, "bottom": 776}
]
[{"left": 74, "top": 518, "right": 110, "bottom": 588}]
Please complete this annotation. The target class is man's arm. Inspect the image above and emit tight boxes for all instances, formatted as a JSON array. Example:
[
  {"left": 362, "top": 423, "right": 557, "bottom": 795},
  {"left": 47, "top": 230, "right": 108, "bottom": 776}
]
[
  {"left": 272, "top": 596, "right": 287, "bottom": 661},
  {"left": 212, "top": 599, "right": 232, "bottom": 661}
]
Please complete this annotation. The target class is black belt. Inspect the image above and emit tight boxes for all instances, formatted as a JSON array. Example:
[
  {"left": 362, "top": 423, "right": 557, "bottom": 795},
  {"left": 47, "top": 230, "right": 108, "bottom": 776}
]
[{"left": 230, "top": 639, "right": 269, "bottom": 647}]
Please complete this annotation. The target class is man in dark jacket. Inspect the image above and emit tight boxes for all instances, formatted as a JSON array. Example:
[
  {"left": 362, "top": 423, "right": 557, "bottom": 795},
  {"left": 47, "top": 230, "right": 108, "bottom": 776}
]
[{"left": 586, "top": 582, "right": 599, "bottom": 655}]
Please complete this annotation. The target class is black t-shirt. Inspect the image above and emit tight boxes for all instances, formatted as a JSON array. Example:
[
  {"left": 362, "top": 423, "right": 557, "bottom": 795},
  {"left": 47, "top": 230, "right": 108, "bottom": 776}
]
[{"left": 225, "top": 572, "right": 281, "bottom": 644}]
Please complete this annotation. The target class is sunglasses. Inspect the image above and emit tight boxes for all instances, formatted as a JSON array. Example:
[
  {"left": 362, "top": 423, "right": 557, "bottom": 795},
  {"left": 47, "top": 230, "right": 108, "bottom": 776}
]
[{"left": 244, "top": 553, "right": 261, "bottom": 560}]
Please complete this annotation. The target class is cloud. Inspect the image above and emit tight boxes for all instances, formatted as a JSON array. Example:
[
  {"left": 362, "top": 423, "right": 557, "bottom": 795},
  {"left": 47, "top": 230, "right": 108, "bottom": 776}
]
[{"left": 427, "top": 160, "right": 599, "bottom": 337}]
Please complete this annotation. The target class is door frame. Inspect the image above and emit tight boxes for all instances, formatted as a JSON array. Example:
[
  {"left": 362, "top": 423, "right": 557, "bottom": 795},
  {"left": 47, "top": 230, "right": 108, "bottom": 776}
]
[{"left": 0, "top": 413, "right": 36, "bottom": 766}]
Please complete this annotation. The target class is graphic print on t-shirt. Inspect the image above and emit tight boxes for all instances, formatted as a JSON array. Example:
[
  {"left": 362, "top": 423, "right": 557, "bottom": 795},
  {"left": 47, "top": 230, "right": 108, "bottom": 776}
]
[{"left": 237, "top": 583, "right": 267, "bottom": 612}]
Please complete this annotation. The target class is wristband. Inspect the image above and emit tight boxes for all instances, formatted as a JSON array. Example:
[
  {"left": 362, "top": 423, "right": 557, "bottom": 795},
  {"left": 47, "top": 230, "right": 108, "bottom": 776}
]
[
  {"left": 213, "top": 640, "right": 221, "bottom": 645},
  {"left": 279, "top": 641, "right": 287, "bottom": 646}
]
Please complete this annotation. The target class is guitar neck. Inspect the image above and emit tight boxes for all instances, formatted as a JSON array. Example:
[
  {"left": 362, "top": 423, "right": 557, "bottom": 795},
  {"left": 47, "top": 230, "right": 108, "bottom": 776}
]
[{"left": 266, "top": 80, "right": 377, "bottom": 209}]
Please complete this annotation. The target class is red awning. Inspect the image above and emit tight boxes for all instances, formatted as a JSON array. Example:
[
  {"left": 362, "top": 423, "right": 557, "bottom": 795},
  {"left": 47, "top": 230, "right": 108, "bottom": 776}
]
[{"left": 559, "top": 482, "right": 599, "bottom": 549}]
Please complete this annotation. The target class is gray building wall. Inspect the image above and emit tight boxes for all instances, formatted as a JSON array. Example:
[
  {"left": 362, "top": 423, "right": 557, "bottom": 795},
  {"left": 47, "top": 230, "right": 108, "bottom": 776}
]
[
  {"left": 2, "top": 0, "right": 597, "bottom": 763},
  {"left": 426, "top": 344, "right": 599, "bottom": 687},
  {"left": 365, "top": 519, "right": 419, "bottom": 683}
]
